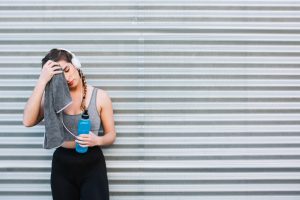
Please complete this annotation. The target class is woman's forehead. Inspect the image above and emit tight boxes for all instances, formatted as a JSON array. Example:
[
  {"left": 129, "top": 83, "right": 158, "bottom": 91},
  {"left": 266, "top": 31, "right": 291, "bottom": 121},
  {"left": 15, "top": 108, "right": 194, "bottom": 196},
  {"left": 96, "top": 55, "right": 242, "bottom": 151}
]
[{"left": 58, "top": 60, "right": 70, "bottom": 68}]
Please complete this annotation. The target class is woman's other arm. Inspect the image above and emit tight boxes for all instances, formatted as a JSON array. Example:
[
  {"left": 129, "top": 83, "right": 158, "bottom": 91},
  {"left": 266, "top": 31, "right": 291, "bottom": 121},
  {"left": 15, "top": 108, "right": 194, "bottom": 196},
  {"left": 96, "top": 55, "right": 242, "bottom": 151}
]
[
  {"left": 97, "top": 90, "right": 116, "bottom": 146},
  {"left": 76, "top": 90, "right": 116, "bottom": 147},
  {"left": 23, "top": 60, "right": 62, "bottom": 127},
  {"left": 22, "top": 79, "right": 46, "bottom": 127}
]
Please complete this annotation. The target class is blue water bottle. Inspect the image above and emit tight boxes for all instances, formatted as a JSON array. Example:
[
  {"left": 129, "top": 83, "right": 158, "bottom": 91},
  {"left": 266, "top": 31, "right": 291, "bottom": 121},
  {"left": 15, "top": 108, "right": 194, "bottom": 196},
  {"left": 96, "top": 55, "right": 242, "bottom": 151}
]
[{"left": 76, "top": 109, "right": 90, "bottom": 153}]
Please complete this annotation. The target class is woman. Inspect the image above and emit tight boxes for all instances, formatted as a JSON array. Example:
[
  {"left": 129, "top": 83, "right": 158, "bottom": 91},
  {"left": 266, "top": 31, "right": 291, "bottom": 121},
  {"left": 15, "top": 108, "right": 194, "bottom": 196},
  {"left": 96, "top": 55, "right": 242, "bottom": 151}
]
[{"left": 23, "top": 48, "right": 116, "bottom": 200}]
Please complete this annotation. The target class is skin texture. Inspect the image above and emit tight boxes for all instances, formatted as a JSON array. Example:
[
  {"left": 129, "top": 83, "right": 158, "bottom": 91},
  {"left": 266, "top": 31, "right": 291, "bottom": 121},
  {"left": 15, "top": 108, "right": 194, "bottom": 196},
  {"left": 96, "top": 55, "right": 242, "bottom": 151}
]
[{"left": 23, "top": 59, "right": 116, "bottom": 148}]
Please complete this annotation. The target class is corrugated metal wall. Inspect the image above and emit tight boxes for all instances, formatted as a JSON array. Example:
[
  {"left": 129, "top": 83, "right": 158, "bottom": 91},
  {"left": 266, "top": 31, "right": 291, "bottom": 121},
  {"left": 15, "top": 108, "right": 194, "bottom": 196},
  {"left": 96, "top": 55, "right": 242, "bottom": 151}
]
[{"left": 1, "top": 0, "right": 300, "bottom": 199}]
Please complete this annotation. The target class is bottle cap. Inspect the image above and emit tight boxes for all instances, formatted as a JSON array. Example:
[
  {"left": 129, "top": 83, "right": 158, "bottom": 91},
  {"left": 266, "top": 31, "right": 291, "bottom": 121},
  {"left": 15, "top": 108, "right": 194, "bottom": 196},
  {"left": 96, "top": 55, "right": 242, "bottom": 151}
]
[{"left": 81, "top": 109, "right": 89, "bottom": 119}]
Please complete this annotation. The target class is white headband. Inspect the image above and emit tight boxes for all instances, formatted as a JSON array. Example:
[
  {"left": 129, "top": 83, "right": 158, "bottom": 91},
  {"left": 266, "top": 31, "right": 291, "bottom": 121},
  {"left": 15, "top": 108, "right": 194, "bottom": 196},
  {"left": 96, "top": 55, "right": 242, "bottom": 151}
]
[{"left": 56, "top": 48, "right": 81, "bottom": 68}]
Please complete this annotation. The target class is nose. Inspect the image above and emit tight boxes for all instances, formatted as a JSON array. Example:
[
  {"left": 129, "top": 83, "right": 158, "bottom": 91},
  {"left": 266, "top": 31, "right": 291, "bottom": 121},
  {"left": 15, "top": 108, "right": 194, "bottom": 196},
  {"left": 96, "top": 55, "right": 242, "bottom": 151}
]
[{"left": 63, "top": 72, "right": 70, "bottom": 81}]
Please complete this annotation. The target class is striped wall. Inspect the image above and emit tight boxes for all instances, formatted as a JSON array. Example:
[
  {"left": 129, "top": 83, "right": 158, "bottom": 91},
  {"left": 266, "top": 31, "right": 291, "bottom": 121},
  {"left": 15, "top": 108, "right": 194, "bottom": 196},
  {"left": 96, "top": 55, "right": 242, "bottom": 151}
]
[{"left": 1, "top": 0, "right": 300, "bottom": 199}]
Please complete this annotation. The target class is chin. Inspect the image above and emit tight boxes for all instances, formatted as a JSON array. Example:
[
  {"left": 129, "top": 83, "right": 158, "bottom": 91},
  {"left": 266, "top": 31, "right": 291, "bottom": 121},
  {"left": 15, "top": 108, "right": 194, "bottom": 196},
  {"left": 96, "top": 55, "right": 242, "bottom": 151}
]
[
  {"left": 68, "top": 81, "right": 78, "bottom": 89},
  {"left": 68, "top": 85, "right": 75, "bottom": 89}
]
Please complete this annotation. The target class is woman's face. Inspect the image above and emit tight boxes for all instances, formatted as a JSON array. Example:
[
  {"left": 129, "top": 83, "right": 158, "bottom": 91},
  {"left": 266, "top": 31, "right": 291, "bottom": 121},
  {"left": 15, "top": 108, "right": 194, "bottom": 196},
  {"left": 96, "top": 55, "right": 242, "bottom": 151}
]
[{"left": 57, "top": 60, "right": 80, "bottom": 89}]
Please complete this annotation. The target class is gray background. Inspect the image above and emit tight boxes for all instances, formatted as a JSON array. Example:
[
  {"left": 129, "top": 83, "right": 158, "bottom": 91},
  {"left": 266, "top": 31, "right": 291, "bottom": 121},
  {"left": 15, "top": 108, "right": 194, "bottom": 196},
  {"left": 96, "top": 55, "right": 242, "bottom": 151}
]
[{"left": 1, "top": 0, "right": 300, "bottom": 199}]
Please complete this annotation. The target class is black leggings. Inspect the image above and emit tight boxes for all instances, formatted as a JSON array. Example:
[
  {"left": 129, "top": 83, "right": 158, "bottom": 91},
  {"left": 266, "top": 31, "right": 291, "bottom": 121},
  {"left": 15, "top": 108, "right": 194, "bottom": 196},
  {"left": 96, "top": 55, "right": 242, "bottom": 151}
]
[{"left": 51, "top": 146, "right": 109, "bottom": 200}]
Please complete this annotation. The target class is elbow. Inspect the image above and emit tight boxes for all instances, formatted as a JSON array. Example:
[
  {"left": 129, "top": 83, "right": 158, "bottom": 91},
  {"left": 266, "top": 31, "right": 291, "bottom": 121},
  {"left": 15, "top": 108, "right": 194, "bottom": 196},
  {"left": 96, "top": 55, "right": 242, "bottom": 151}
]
[
  {"left": 22, "top": 119, "right": 33, "bottom": 127},
  {"left": 107, "top": 132, "right": 117, "bottom": 146},
  {"left": 111, "top": 132, "right": 117, "bottom": 145},
  {"left": 22, "top": 114, "right": 33, "bottom": 127}
]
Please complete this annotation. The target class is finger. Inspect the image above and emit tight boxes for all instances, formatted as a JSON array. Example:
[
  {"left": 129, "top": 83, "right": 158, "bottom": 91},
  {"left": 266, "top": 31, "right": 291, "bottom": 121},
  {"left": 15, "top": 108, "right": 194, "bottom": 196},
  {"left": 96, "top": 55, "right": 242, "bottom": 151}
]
[
  {"left": 50, "top": 63, "right": 61, "bottom": 68},
  {"left": 78, "top": 136, "right": 90, "bottom": 141},
  {"left": 48, "top": 60, "right": 59, "bottom": 66},
  {"left": 76, "top": 136, "right": 84, "bottom": 140},
  {"left": 79, "top": 134, "right": 90, "bottom": 138},
  {"left": 44, "top": 60, "right": 51, "bottom": 68},
  {"left": 51, "top": 65, "right": 62, "bottom": 70},
  {"left": 47, "top": 60, "right": 59, "bottom": 66},
  {"left": 77, "top": 136, "right": 86, "bottom": 140},
  {"left": 75, "top": 140, "right": 88, "bottom": 144},
  {"left": 53, "top": 70, "right": 63, "bottom": 74},
  {"left": 81, "top": 138, "right": 92, "bottom": 143},
  {"left": 76, "top": 136, "right": 89, "bottom": 141},
  {"left": 45, "top": 62, "right": 59, "bottom": 69},
  {"left": 51, "top": 65, "right": 61, "bottom": 69}
]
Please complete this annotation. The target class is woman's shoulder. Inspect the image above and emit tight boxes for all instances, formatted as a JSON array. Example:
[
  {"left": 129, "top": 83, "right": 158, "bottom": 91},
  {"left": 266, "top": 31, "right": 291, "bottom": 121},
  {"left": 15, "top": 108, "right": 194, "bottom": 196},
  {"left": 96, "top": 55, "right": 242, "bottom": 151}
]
[
  {"left": 89, "top": 85, "right": 112, "bottom": 109},
  {"left": 89, "top": 85, "right": 107, "bottom": 97}
]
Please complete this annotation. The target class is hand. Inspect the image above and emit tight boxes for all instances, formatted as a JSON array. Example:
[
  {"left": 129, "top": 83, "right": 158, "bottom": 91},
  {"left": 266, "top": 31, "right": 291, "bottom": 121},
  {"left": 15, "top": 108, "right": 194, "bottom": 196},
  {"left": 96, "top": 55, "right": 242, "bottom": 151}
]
[
  {"left": 39, "top": 60, "right": 63, "bottom": 85},
  {"left": 75, "top": 131, "right": 100, "bottom": 147}
]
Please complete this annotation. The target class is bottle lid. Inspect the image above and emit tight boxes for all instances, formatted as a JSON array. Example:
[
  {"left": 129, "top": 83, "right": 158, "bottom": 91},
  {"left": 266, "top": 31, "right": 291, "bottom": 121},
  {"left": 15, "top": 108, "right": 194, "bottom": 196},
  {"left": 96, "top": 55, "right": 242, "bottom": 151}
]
[{"left": 81, "top": 109, "right": 89, "bottom": 119}]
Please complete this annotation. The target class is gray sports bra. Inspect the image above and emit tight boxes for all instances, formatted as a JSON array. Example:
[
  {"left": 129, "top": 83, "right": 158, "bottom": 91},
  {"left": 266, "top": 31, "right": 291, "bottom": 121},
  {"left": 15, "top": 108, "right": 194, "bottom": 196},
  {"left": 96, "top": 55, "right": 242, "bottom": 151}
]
[{"left": 62, "top": 87, "right": 104, "bottom": 141}]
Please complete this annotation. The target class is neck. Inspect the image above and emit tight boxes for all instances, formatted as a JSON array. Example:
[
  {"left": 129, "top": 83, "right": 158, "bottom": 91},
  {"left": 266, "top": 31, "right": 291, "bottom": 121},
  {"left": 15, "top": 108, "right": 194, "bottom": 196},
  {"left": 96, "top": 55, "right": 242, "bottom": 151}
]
[{"left": 69, "top": 80, "right": 84, "bottom": 109}]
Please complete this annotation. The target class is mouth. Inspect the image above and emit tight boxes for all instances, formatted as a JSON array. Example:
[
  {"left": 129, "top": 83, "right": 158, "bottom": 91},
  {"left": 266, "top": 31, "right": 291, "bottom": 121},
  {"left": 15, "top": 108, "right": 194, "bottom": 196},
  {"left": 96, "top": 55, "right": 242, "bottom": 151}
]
[{"left": 68, "top": 80, "right": 74, "bottom": 86}]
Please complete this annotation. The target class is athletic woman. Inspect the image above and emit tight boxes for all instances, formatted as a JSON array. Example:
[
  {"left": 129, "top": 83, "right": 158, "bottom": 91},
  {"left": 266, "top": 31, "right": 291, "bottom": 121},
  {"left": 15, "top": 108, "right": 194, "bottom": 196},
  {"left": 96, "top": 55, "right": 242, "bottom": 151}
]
[{"left": 23, "top": 48, "right": 116, "bottom": 200}]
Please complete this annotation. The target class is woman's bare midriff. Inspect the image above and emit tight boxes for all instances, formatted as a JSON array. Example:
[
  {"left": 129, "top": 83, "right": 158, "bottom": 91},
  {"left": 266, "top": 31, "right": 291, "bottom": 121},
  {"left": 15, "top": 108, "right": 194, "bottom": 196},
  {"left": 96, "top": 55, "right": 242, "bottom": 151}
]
[{"left": 61, "top": 141, "right": 76, "bottom": 149}]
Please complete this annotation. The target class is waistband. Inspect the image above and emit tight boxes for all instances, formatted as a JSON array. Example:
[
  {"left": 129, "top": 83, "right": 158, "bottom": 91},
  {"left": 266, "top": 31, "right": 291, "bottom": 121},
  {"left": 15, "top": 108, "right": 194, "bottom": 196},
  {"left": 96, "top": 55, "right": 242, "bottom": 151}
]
[{"left": 53, "top": 146, "right": 104, "bottom": 166}]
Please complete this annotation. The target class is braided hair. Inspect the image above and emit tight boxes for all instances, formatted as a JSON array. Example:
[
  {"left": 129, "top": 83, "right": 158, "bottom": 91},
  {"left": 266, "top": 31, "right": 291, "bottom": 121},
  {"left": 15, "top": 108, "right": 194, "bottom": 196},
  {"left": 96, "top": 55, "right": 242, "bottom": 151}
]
[
  {"left": 41, "top": 48, "right": 87, "bottom": 112},
  {"left": 77, "top": 67, "right": 87, "bottom": 111}
]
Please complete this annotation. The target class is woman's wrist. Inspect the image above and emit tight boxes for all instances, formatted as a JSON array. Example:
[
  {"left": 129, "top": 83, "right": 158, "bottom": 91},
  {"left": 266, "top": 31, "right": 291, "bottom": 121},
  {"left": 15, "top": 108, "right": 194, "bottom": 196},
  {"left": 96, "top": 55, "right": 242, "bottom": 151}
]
[
  {"left": 97, "top": 136, "right": 103, "bottom": 146},
  {"left": 37, "top": 77, "right": 47, "bottom": 87}
]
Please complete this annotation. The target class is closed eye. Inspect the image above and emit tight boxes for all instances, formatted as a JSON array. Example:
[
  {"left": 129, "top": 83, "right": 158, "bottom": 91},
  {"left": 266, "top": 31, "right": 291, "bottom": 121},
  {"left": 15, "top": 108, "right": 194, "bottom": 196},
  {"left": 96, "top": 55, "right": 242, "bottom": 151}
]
[{"left": 64, "top": 66, "right": 70, "bottom": 72}]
